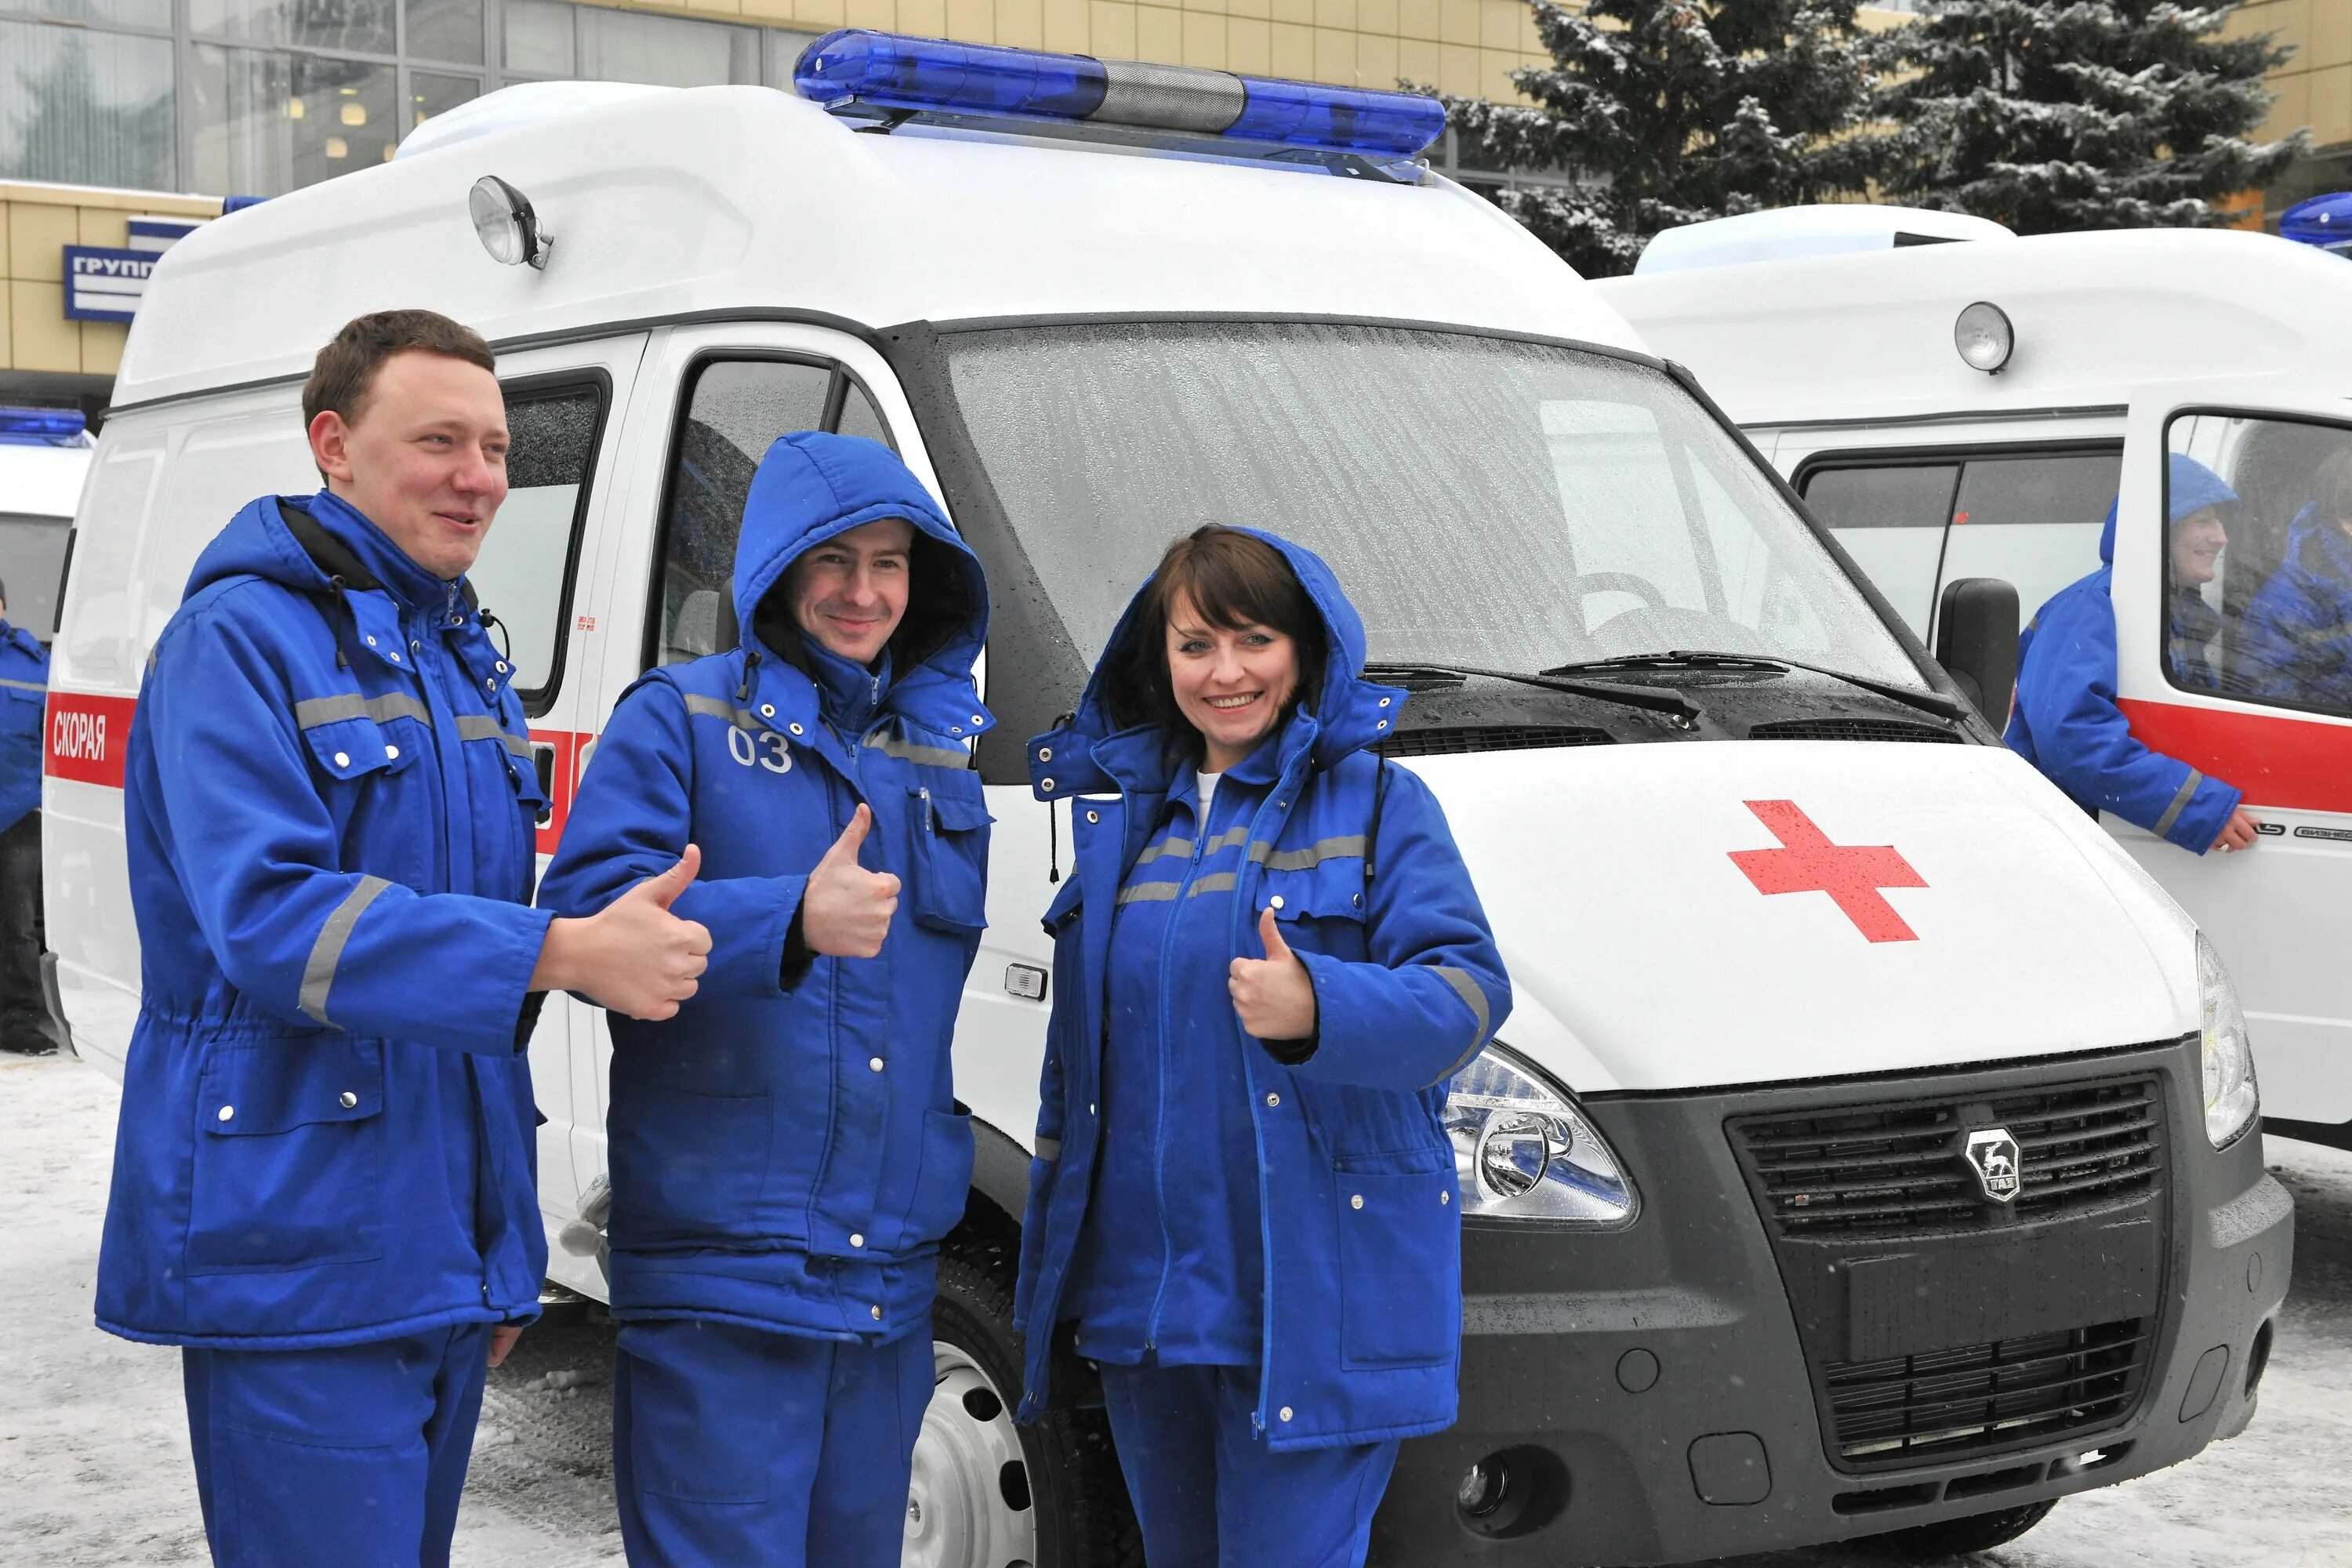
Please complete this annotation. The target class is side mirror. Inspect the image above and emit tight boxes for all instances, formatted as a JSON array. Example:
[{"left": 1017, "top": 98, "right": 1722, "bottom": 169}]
[{"left": 1935, "top": 577, "right": 2020, "bottom": 728}]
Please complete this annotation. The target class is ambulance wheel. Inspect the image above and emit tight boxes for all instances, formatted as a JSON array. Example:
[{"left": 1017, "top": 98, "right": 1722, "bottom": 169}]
[
  {"left": 1855, "top": 1499, "right": 2057, "bottom": 1559},
  {"left": 918, "top": 1241, "right": 1142, "bottom": 1568}
]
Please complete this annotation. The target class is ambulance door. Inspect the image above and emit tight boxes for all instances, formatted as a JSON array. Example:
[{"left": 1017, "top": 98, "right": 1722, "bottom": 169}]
[
  {"left": 564, "top": 323, "right": 1050, "bottom": 1209},
  {"left": 466, "top": 334, "right": 648, "bottom": 1291},
  {"left": 2108, "top": 395, "right": 2352, "bottom": 1132}
]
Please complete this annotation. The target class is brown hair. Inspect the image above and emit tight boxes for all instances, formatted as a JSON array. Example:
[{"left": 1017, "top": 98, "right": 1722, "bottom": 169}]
[
  {"left": 1108, "top": 525, "right": 1327, "bottom": 739},
  {"left": 302, "top": 310, "right": 495, "bottom": 430}
]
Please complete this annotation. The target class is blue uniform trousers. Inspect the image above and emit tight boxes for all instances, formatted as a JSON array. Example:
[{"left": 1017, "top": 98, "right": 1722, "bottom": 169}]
[
  {"left": 612, "top": 1317, "right": 933, "bottom": 1568},
  {"left": 1099, "top": 1360, "right": 1399, "bottom": 1568},
  {"left": 180, "top": 1323, "right": 492, "bottom": 1568}
]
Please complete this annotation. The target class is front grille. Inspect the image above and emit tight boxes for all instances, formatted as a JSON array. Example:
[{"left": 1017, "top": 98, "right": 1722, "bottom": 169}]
[
  {"left": 1748, "top": 717, "right": 1963, "bottom": 743},
  {"left": 1824, "top": 1319, "right": 2153, "bottom": 1463},
  {"left": 1731, "top": 1076, "right": 2161, "bottom": 1239},
  {"left": 1374, "top": 724, "right": 1613, "bottom": 758}
]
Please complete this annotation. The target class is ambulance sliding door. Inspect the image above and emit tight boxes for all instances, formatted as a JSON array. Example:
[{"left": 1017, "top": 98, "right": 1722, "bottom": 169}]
[
  {"left": 2110, "top": 398, "right": 2352, "bottom": 1131},
  {"left": 467, "top": 333, "right": 648, "bottom": 1295}
]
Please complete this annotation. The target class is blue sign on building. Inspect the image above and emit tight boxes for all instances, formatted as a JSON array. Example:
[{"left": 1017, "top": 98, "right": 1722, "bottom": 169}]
[{"left": 62, "top": 216, "right": 206, "bottom": 324}]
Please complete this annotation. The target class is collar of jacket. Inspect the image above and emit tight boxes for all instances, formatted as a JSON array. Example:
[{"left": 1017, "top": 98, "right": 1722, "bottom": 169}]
[
  {"left": 296, "top": 490, "right": 466, "bottom": 615},
  {"left": 0, "top": 619, "right": 37, "bottom": 658}
]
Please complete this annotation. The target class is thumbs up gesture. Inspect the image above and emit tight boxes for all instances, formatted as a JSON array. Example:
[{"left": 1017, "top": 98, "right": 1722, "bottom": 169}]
[
  {"left": 801, "top": 804, "right": 901, "bottom": 958},
  {"left": 1229, "top": 906, "right": 1317, "bottom": 1040},
  {"left": 544, "top": 845, "right": 713, "bottom": 1021}
]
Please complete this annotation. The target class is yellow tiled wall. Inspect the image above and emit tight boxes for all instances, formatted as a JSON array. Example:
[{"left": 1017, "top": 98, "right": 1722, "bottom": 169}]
[
  {"left": 1, "top": 183, "right": 222, "bottom": 381},
  {"left": 2233, "top": 0, "right": 2348, "bottom": 151}
]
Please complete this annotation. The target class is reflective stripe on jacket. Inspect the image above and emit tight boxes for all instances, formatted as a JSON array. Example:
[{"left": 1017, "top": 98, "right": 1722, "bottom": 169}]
[
  {"left": 96, "top": 491, "right": 553, "bottom": 1348},
  {"left": 1013, "top": 528, "right": 1511, "bottom": 1454}
]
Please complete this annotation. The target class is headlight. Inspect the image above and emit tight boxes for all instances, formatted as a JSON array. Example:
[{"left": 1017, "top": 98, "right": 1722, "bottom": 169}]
[
  {"left": 1443, "top": 1043, "right": 1638, "bottom": 1224},
  {"left": 2198, "top": 933, "right": 2259, "bottom": 1149}
]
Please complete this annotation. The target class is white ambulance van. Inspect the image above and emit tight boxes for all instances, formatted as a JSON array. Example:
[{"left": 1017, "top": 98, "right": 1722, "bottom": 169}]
[
  {"left": 47, "top": 48, "right": 2291, "bottom": 1567},
  {"left": 1602, "top": 217, "right": 2352, "bottom": 1157}
]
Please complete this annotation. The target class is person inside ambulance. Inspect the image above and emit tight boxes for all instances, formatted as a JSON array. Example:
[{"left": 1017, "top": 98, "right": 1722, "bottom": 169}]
[
  {"left": 0, "top": 573, "right": 59, "bottom": 1054},
  {"left": 1013, "top": 526, "right": 1511, "bottom": 1568},
  {"left": 95, "top": 310, "right": 713, "bottom": 1568},
  {"left": 2232, "top": 447, "right": 2352, "bottom": 710},
  {"left": 536, "top": 432, "right": 991, "bottom": 1568},
  {"left": 2007, "top": 452, "right": 2260, "bottom": 855}
]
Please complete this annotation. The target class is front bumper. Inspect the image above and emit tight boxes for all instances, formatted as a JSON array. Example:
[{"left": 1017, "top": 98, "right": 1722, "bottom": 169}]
[{"left": 1369, "top": 1037, "right": 2292, "bottom": 1566}]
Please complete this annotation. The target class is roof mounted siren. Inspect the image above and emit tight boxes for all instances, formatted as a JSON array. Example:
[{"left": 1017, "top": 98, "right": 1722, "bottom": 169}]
[
  {"left": 792, "top": 29, "right": 1445, "bottom": 180},
  {"left": 0, "top": 407, "right": 89, "bottom": 448},
  {"left": 2282, "top": 192, "right": 2352, "bottom": 258}
]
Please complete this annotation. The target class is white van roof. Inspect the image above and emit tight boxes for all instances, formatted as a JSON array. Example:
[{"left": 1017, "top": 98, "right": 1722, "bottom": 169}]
[
  {"left": 116, "top": 84, "right": 1639, "bottom": 410},
  {"left": 1632, "top": 203, "right": 2013, "bottom": 275},
  {"left": 1598, "top": 227, "right": 2352, "bottom": 427}
]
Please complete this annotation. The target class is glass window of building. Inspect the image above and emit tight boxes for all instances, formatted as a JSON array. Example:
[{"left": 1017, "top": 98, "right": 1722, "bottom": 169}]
[
  {"left": 503, "top": 0, "right": 758, "bottom": 86},
  {"left": 0, "top": 19, "right": 175, "bottom": 187},
  {"left": 192, "top": 47, "right": 397, "bottom": 194}
]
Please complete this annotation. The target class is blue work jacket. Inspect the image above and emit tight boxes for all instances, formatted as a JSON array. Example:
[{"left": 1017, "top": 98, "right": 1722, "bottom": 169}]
[
  {"left": 1013, "top": 529, "right": 1511, "bottom": 1454},
  {"left": 2006, "top": 458, "right": 2243, "bottom": 854},
  {"left": 538, "top": 432, "right": 991, "bottom": 1345},
  {"left": 97, "top": 491, "right": 554, "bottom": 1349},
  {"left": 0, "top": 617, "right": 45, "bottom": 833},
  {"left": 2236, "top": 506, "right": 2352, "bottom": 710}
]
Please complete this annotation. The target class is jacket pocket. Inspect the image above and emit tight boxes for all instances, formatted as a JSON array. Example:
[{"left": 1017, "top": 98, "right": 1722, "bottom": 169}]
[
  {"left": 1263, "top": 858, "right": 1371, "bottom": 964},
  {"left": 185, "top": 1034, "right": 387, "bottom": 1275},
  {"left": 1334, "top": 1147, "right": 1461, "bottom": 1370},
  {"left": 300, "top": 707, "right": 424, "bottom": 784},
  {"left": 909, "top": 779, "right": 993, "bottom": 935},
  {"left": 607, "top": 1085, "right": 775, "bottom": 1248},
  {"left": 900, "top": 1107, "right": 976, "bottom": 1245}
]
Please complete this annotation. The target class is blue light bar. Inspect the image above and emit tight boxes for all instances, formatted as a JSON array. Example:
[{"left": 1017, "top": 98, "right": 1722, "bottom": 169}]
[
  {"left": 0, "top": 406, "right": 86, "bottom": 445},
  {"left": 2283, "top": 191, "right": 2352, "bottom": 256},
  {"left": 794, "top": 29, "right": 1446, "bottom": 160}
]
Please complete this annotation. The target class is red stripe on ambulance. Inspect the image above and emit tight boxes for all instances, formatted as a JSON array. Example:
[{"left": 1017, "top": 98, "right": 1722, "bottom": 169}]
[
  {"left": 44, "top": 691, "right": 136, "bottom": 789},
  {"left": 2118, "top": 698, "right": 2352, "bottom": 815}
]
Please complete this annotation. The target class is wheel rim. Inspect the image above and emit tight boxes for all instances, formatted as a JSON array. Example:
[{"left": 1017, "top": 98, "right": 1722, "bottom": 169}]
[{"left": 904, "top": 1340, "right": 1039, "bottom": 1568}]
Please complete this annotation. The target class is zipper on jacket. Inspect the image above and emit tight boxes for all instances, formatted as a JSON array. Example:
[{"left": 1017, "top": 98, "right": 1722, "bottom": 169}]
[{"left": 1141, "top": 790, "right": 1214, "bottom": 1353}]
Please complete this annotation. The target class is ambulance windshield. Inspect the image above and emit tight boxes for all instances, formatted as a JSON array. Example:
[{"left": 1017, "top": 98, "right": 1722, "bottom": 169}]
[{"left": 942, "top": 321, "right": 1921, "bottom": 688}]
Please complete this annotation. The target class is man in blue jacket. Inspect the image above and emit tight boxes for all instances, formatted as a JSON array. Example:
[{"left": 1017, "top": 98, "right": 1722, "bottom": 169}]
[
  {"left": 2007, "top": 452, "right": 2259, "bottom": 855},
  {"left": 97, "top": 310, "right": 713, "bottom": 1568},
  {"left": 0, "top": 573, "right": 59, "bottom": 1053},
  {"left": 2234, "top": 447, "right": 2352, "bottom": 709},
  {"left": 539, "top": 431, "right": 992, "bottom": 1568}
]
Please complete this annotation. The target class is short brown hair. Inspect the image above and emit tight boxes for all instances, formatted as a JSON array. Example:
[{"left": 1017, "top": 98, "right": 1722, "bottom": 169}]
[
  {"left": 1108, "top": 525, "right": 1327, "bottom": 737},
  {"left": 303, "top": 310, "right": 495, "bottom": 430}
]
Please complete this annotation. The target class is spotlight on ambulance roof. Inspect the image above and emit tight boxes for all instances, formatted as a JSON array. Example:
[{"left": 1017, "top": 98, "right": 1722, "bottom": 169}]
[
  {"left": 793, "top": 28, "right": 1446, "bottom": 161},
  {"left": 1954, "top": 300, "right": 2014, "bottom": 375},
  {"left": 0, "top": 407, "right": 89, "bottom": 446},
  {"left": 2282, "top": 191, "right": 2352, "bottom": 257},
  {"left": 468, "top": 175, "right": 551, "bottom": 269}
]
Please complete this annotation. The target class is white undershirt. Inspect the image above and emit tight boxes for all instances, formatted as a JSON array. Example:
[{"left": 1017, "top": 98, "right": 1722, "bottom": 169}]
[{"left": 1198, "top": 770, "right": 1223, "bottom": 814}]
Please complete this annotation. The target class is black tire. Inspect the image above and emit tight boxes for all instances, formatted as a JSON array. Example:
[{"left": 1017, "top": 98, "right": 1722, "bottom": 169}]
[
  {"left": 1854, "top": 1499, "right": 2058, "bottom": 1559},
  {"left": 930, "top": 1239, "right": 1143, "bottom": 1568}
]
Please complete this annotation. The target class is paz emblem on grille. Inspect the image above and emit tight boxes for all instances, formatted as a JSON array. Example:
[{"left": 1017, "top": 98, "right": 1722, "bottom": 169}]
[{"left": 1962, "top": 1127, "right": 2022, "bottom": 1203}]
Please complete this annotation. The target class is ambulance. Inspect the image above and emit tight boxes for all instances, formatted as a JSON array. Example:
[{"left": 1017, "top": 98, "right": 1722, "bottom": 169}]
[
  {"left": 45, "top": 45, "right": 2290, "bottom": 1567},
  {"left": 1601, "top": 212, "right": 2352, "bottom": 1157}
]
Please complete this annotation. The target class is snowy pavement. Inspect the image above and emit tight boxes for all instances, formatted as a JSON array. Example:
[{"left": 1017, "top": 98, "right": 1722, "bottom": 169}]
[{"left": 4, "top": 1051, "right": 2347, "bottom": 1566}]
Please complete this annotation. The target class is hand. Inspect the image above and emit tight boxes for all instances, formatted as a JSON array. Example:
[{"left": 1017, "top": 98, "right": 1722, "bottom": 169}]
[
  {"left": 1229, "top": 907, "right": 1317, "bottom": 1040},
  {"left": 536, "top": 846, "right": 712, "bottom": 1020},
  {"left": 488, "top": 1326, "right": 524, "bottom": 1369},
  {"left": 2212, "top": 808, "right": 2261, "bottom": 854},
  {"left": 801, "top": 805, "right": 901, "bottom": 958}
]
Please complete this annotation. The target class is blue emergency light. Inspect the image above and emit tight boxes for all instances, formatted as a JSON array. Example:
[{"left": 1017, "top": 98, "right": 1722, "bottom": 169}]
[
  {"left": 793, "top": 29, "right": 1446, "bottom": 161},
  {"left": 2282, "top": 191, "right": 2352, "bottom": 256},
  {"left": 0, "top": 407, "right": 86, "bottom": 445}
]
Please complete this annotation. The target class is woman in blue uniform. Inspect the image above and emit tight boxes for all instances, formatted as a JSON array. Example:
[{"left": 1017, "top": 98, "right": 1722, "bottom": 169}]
[{"left": 1014, "top": 525, "right": 1510, "bottom": 1568}]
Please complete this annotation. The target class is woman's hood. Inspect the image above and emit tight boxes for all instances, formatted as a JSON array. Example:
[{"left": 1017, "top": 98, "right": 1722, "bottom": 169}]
[
  {"left": 1029, "top": 527, "right": 1406, "bottom": 798},
  {"left": 731, "top": 432, "right": 989, "bottom": 727}
]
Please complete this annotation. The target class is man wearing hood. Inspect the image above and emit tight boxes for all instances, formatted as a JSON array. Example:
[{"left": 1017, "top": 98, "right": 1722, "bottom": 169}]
[
  {"left": 2233, "top": 447, "right": 2352, "bottom": 710},
  {"left": 538, "top": 431, "right": 993, "bottom": 1568},
  {"left": 97, "top": 311, "right": 712, "bottom": 1567},
  {"left": 0, "top": 572, "right": 60, "bottom": 1053},
  {"left": 2007, "top": 452, "right": 2259, "bottom": 855}
]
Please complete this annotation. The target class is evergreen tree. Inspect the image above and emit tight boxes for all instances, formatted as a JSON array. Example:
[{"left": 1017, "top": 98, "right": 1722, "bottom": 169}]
[
  {"left": 1866, "top": 1, "right": 2304, "bottom": 232},
  {"left": 1435, "top": 1, "right": 1882, "bottom": 278}
]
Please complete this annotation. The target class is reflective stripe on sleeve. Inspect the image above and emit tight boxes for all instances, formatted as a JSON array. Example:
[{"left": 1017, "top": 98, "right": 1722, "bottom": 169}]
[
  {"left": 1427, "top": 965, "right": 1493, "bottom": 1083},
  {"left": 299, "top": 875, "right": 393, "bottom": 1027},
  {"left": 454, "top": 713, "right": 531, "bottom": 757},
  {"left": 2153, "top": 769, "right": 2205, "bottom": 838},
  {"left": 292, "top": 692, "right": 431, "bottom": 730}
]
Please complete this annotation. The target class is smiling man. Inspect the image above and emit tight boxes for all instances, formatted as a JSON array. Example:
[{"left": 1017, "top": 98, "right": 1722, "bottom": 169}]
[
  {"left": 97, "top": 310, "right": 713, "bottom": 1568},
  {"left": 538, "top": 432, "right": 993, "bottom": 1568}
]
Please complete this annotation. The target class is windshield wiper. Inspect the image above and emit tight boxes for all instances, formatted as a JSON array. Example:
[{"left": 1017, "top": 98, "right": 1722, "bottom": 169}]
[
  {"left": 1365, "top": 661, "right": 1702, "bottom": 726},
  {"left": 1542, "top": 651, "right": 1973, "bottom": 724}
]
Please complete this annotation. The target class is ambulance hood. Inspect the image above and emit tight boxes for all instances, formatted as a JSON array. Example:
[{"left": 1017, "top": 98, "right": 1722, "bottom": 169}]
[{"left": 1410, "top": 738, "right": 2201, "bottom": 1095}]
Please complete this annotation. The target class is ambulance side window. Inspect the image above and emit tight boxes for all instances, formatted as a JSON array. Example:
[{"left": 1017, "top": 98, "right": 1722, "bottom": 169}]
[
  {"left": 649, "top": 356, "right": 894, "bottom": 669},
  {"left": 471, "top": 380, "right": 607, "bottom": 716},
  {"left": 1798, "top": 463, "right": 1958, "bottom": 639},
  {"left": 2165, "top": 412, "right": 2352, "bottom": 717}
]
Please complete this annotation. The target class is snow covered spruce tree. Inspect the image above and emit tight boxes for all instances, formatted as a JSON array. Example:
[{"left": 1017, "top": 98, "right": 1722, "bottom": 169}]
[
  {"left": 1866, "top": 0, "right": 2304, "bottom": 232},
  {"left": 1434, "top": 1, "right": 1882, "bottom": 278}
]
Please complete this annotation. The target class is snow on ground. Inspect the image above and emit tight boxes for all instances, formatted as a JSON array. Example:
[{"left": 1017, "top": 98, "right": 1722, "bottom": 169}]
[{"left": 4, "top": 1051, "right": 2347, "bottom": 1566}]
